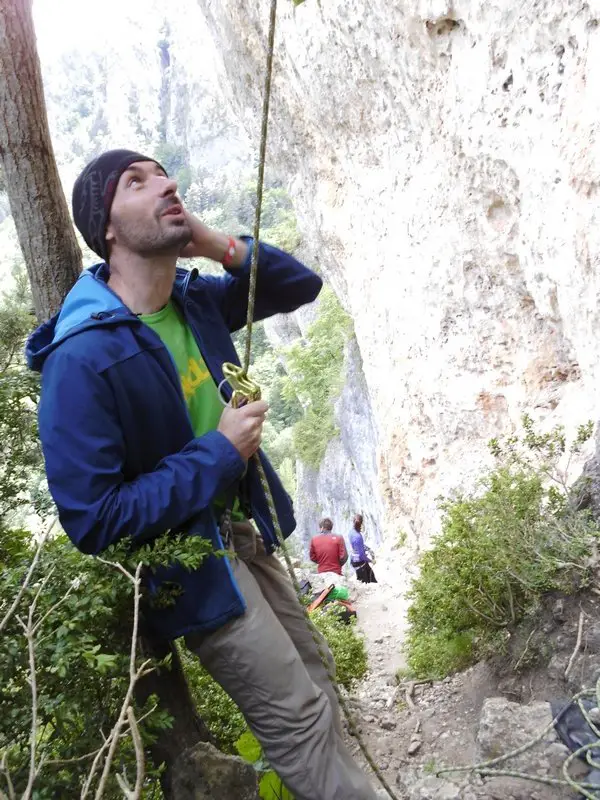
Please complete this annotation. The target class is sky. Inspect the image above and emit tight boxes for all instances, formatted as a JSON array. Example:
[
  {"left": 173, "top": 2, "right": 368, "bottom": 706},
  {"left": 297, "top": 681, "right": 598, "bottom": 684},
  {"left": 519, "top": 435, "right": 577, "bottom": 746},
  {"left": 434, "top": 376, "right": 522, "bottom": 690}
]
[{"left": 32, "top": 0, "right": 164, "bottom": 56}]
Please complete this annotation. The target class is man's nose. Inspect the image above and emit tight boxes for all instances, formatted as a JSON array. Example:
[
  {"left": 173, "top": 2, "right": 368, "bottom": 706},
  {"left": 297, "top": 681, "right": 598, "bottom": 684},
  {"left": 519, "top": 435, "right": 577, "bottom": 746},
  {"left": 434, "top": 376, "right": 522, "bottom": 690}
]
[{"left": 155, "top": 174, "right": 178, "bottom": 197}]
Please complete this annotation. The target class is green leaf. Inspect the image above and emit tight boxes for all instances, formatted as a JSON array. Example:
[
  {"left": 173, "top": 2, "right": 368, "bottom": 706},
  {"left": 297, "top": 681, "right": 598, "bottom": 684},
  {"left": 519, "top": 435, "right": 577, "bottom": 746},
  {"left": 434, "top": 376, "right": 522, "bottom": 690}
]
[
  {"left": 259, "top": 770, "right": 294, "bottom": 799},
  {"left": 95, "top": 653, "right": 118, "bottom": 673},
  {"left": 235, "top": 731, "right": 262, "bottom": 764}
]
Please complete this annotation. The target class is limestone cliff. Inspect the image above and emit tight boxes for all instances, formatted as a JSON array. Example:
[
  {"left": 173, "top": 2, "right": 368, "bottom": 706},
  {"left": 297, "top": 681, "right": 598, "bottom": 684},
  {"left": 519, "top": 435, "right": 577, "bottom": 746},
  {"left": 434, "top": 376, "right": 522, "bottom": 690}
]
[
  {"left": 198, "top": 0, "right": 600, "bottom": 546},
  {"left": 293, "top": 337, "right": 385, "bottom": 551}
]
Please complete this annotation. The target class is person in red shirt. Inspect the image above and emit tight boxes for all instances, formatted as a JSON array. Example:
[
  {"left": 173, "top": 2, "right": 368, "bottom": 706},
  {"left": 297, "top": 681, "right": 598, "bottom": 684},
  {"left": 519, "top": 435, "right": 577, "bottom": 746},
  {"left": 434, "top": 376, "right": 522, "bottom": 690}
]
[{"left": 309, "top": 518, "right": 348, "bottom": 575}]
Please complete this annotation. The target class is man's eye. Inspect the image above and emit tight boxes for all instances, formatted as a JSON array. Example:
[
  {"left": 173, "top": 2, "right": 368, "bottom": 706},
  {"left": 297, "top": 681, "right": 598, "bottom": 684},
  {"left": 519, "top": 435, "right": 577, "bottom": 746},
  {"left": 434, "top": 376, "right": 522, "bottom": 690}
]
[{"left": 128, "top": 177, "right": 141, "bottom": 188}]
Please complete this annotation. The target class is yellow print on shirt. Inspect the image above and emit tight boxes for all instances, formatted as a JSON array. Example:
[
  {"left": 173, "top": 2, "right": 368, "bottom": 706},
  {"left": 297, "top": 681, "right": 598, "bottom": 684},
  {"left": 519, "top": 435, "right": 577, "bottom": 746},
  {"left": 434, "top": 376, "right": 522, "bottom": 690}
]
[{"left": 181, "top": 357, "right": 210, "bottom": 400}]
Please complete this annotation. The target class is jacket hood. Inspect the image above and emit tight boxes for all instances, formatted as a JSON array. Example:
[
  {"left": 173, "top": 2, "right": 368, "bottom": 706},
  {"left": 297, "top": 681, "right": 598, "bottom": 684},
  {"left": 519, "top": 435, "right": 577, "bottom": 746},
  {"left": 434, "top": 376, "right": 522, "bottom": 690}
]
[{"left": 26, "top": 263, "right": 130, "bottom": 373}]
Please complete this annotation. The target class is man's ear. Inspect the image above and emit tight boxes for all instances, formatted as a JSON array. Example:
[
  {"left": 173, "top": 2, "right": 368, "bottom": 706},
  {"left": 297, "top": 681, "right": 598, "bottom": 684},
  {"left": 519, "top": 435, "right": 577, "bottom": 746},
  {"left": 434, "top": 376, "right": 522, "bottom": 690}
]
[{"left": 105, "top": 221, "right": 115, "bottom": 246}]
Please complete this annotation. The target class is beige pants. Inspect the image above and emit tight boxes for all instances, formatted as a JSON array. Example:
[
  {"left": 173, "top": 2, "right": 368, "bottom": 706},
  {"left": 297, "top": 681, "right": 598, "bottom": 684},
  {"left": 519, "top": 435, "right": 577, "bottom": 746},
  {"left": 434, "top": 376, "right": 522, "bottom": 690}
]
[{"left": 185, "top": 524, "right": 378, "bottom": 800}]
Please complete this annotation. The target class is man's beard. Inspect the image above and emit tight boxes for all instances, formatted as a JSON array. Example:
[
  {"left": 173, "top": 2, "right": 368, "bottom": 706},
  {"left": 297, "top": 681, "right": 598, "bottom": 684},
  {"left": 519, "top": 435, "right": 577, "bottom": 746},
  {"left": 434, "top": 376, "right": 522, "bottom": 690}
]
[{"left": 114, "top": 217, "right": 192, "bottom": 257}]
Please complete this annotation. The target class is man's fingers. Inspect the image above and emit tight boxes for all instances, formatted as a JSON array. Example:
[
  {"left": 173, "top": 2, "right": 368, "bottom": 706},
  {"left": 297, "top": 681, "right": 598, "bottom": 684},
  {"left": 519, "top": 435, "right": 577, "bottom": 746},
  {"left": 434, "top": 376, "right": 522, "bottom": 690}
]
[{"left": 240, "top": 400, "right": 269, "bottom": 417}]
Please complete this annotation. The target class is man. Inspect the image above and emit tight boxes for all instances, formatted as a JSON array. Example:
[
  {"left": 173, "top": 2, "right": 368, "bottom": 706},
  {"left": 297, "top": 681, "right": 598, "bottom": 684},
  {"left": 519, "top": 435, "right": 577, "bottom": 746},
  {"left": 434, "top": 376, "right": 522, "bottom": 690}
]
[
  {"left": 349, "top": 514, "right": 377, "bottom": 584},
  {"left": 310, "top": 517, "right": 348, "bottom": 576},
  {"left": 27, "top": 150, "right": 379, "bottom": 800}
]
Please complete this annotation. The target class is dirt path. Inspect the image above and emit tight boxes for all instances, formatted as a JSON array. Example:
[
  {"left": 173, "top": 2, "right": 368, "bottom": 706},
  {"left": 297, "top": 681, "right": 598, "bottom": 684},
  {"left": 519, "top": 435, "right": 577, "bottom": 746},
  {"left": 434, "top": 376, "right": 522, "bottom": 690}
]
[
  {"left": 299, "top": 550, "right": 587, "bottom": 799},
  {"left": 352, "top": 552, "right": 412, "bottom": 678},
  {"left": 338, "top": 550, "right": 581, "bottom": 800}
]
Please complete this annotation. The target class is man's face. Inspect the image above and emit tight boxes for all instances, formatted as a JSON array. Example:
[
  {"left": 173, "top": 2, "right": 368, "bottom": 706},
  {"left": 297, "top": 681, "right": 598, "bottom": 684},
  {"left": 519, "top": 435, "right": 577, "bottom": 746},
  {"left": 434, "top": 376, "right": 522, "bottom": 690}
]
[{"left": 105, "top": 161, "right": 192, "bottom": 258}]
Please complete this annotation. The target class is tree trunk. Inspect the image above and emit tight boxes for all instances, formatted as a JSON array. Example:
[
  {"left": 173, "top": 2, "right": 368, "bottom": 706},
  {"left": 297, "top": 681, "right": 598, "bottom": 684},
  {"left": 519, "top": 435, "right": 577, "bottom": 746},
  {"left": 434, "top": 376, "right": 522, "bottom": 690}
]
[
  {"left": 0, "top": 0, "right": 81, "bottom": 322},
  {"left": 0, "top": 2, "right": 217, "bottom": 794},
  {"left": 136, "top": 635, "right": 213, "bottom": 798}
]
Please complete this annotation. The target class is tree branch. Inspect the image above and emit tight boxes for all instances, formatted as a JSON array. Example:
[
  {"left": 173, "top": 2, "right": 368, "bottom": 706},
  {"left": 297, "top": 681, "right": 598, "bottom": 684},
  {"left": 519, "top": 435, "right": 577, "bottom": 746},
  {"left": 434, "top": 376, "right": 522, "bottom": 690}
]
[
  {"left": 81, "top": 562, "right": 149, "bottom": 800},
  {"left": 115, "top": 707, "right": 145, "bottom": 800},
  {"left": 0, "top": 751, "right": 16, "bottom": 800},
  {"left": 565, "top": 610, "right": 585, "bottom": 680},
  {"left": 0, "top": 519, "right": 56, "bottom": 635},
  {"left": 17, "top": 601, "right": 41, "bottom": 799}
]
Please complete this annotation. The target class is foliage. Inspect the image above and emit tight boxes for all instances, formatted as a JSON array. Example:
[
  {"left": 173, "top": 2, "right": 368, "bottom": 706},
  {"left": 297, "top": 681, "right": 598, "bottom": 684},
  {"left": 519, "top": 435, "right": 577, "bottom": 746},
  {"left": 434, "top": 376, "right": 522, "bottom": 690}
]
[
  {"left": 0, "top": 529, "right": 212, "bottom": 797},
  {"left": 281, "top": 287, "right": 353, "bottom": 469},
  {"left": 310, "top": 607, "right": 368, "bottom": 689},
  {"left": 259, "top": 770, "right": 295, "bottom": 800},
  {"left": 0, "top": 271, "right": 42, "bottom": 527},
  {"left": 236, "top": 731, "right": 293, "bottom": 800},
  {"left": 246, "top": 347, "right": 303, "bottom": 486},
  {"left": 185, "top": 175, "right": 301, "bottom": 255},
  {"left": 404, "top": 416, "right": 599, "bottom": 680},
  {"left": 392, "top": 530, "right": 407, "bottom": 551},
  {"left": 277, "top": 456, "right": 297, "bottom": 498},
  {"left": 154, "top": 141, "right": 192, "bottom": 198}
]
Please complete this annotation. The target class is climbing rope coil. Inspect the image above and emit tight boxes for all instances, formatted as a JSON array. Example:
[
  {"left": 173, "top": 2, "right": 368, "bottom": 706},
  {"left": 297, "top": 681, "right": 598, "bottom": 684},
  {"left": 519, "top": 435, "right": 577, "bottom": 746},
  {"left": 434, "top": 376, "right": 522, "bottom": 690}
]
[
  {"left": 219, "top": 1, "right": 399, "bottom": 797},
  {"left": 437, "top": 677, "right": 600, "bottom": 799}
]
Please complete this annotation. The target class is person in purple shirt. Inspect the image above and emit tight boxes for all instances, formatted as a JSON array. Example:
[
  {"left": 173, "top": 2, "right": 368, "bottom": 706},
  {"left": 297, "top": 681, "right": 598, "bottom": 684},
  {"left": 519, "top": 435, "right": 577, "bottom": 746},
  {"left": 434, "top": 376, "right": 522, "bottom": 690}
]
[{"left": 349, "top": 514, "right": 377, "bottom": 584}]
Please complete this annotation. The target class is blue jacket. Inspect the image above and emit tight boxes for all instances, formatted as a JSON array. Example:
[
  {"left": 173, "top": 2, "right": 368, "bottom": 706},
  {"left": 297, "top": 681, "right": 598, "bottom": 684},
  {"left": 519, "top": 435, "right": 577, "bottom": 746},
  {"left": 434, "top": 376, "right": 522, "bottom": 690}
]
[
  {"left": 26, "top": 238, "right": 322, "bottom": 640},
  {"left": 349, "top": 530, "right": 369, "bottom": 565}
]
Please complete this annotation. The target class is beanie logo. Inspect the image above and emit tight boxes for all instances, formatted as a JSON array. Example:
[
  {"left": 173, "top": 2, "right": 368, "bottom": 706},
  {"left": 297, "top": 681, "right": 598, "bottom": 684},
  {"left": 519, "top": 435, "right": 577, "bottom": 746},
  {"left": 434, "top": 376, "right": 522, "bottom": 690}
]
[{"left": 103, "top": 173, "right": 118, "bottom": 211}]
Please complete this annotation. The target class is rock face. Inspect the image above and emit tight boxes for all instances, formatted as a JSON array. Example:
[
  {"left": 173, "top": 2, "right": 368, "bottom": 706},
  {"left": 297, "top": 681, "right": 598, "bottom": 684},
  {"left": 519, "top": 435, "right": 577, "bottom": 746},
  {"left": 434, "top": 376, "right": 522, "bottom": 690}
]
[
  {"left": 172, "top": 741, "right": 259, "bottom": 800},
  {"left": 294, "top": 336, "right": 385, "bottom": 550},
  {"left": 477, "top": 698, "right": 563, "bottom": 766},
  {"left": 197, "top": 0, "right": 600, "bottom": 546},
  {"left": 476, "top": 697, "right": 583, "bottom": 800}
]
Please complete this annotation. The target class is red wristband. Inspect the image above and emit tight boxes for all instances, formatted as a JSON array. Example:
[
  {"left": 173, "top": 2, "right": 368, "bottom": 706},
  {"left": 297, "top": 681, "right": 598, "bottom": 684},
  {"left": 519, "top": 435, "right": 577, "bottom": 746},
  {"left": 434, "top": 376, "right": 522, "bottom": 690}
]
[{"left": 222, "top": 236, "right": 236, "bottom": 267}]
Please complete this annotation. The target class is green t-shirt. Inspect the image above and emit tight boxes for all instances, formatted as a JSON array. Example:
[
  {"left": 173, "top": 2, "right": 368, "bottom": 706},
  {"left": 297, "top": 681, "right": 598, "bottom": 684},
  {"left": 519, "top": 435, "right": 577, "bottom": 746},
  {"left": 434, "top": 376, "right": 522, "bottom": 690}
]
[{"left": 140, "top": 301, "right": 243, "bottom": 520}]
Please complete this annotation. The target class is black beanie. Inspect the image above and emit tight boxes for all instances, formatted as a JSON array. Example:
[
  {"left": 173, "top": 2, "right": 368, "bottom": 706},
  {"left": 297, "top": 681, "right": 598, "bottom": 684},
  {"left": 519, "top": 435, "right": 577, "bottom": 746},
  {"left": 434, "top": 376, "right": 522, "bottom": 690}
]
[{"left": 72, "top": 149, "right": 165, "bottom": 261}]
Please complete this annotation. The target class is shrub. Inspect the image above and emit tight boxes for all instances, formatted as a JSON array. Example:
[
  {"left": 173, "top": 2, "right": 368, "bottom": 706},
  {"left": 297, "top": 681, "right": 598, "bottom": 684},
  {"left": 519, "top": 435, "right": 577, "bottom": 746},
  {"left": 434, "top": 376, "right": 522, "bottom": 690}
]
[
  {"left": 282, "top": 287, "right": 353, "bottom": 469},
  {"left": 404, "top": 417, "right": 599, "bottom": 679},
  {"left": 310, "top": 607, "right": 368, "bottom": 689}
]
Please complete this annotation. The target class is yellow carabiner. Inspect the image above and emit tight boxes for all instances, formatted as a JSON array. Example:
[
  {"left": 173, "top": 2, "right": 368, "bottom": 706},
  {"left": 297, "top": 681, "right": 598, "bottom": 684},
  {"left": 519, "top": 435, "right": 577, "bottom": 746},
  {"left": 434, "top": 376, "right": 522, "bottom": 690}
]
[{"left": 222, "top": 362, "right": 262, "bottom": 408}]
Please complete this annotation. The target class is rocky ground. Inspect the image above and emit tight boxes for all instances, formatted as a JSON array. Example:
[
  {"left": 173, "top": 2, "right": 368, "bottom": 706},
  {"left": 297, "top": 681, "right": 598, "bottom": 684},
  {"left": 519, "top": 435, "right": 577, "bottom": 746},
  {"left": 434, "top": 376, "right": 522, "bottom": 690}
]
[
  {"left": 182, "top": 551, "right": 600, "bottom": 799},
  {"left": 303, "top": 551, "right": 600, "bottom": 800}
]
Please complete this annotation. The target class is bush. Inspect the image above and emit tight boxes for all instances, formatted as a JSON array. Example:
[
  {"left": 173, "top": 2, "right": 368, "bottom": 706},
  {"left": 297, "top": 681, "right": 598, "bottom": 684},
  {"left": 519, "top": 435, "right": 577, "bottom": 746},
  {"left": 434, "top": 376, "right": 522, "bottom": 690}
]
[
  {"left": 310, "top": 607, "right": 368, "bottom": 689},
  {"left": 0, "top": 270, "right": 42, "bottom": 524},
  {"left": 404, "top": 417, "right": 599, "bottom": 680},
  {"left": 0, "top": 531, "right": 213, "bottom": 797}
]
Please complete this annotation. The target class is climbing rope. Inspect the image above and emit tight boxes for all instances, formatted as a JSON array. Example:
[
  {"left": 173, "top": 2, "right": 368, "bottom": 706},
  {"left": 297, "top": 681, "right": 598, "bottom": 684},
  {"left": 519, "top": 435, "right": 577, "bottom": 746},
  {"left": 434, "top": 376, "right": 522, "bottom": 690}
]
[
  {"left": 436, "top": 676, "right": 600, "bottom": 799},
  {"left": 221, "top": 1, "right": 399, "bottom": 798},
  {"left": 221, "top": 6, "right": 600, "bottom": 800}
]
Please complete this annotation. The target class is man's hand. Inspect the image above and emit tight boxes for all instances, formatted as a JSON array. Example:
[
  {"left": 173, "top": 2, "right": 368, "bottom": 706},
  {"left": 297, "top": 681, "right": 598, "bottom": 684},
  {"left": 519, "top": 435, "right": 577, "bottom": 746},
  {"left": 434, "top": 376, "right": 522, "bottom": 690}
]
[
  {"left": 218, "top": 400, "right": 269, "bottom": 461},
  {"left": 180, "top": 211, "right": 248, "bottom": 267}
]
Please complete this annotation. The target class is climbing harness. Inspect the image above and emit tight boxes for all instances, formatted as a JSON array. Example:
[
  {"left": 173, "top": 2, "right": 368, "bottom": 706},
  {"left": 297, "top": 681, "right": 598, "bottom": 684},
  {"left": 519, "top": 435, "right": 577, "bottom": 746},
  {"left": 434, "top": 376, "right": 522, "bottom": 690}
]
[{"left": 220, "top": 1, "right": 398, "bottom": 797}]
